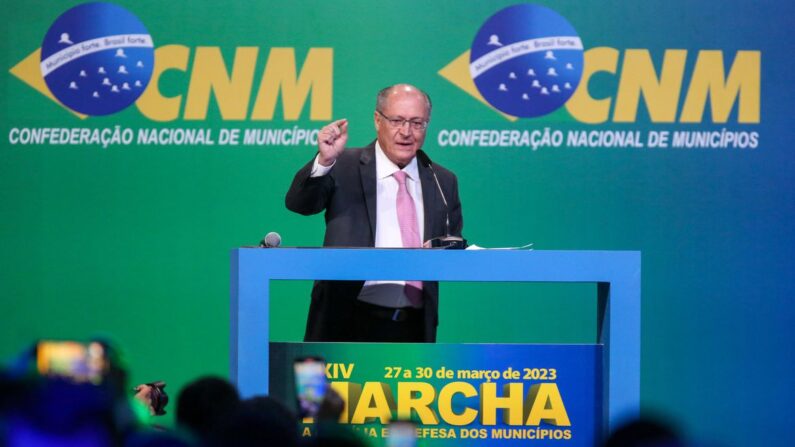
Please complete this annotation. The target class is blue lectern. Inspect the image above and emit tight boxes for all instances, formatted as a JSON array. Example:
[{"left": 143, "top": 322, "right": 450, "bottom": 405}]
[{"left": 230, "top": 248, "right": 640, "bottom": 435}]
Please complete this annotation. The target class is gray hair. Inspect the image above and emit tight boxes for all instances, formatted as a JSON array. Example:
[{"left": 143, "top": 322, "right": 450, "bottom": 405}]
[{"left": 375, "top": 84, "right": 432, "bottom": 118}]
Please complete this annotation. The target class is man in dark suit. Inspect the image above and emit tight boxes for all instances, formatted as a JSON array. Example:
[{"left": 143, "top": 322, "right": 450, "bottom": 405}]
[{"left": 285, "top": 84, "right": 463, "bottom": 343}]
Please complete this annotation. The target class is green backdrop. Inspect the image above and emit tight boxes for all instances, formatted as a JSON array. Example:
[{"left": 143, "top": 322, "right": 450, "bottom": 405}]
[{"left": 2, "top": 1, "right": 792, "bottom": 446}]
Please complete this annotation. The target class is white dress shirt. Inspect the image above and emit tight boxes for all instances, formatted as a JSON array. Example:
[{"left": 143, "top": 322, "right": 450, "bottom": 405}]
[{"left": 310, "top": 141, "right": 424, "bottom": 308}]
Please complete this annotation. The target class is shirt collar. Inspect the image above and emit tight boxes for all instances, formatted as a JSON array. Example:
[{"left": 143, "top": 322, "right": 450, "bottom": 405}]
[{"left": 375, "top": 141, "right": 420, "bottom": 181}]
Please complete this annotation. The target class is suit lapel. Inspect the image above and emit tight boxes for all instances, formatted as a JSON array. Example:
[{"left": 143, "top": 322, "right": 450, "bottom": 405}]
[{"left": 359, "top": 144, "right": 377, "bottom": 242}]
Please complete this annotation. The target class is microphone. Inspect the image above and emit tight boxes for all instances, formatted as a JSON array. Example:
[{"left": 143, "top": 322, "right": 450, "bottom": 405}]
[
  {"left": 259, "top": 232, "right": 282, "bottom": 248},
  {"left": 416, "top": 150, "right": 467, "bottom": 249}
]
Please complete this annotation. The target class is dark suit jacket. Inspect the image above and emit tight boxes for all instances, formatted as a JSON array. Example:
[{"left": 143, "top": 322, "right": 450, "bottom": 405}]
[{"left": 285, "top": 141, "right": 463, "bottom": 342}]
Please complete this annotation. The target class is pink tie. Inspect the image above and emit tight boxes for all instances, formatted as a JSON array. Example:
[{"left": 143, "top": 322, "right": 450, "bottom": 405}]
[{"left": 393, "top": 170, "right": 423, "bottom": 307}]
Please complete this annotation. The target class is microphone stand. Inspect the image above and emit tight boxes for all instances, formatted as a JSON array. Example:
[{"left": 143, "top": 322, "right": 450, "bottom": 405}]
[{"left": 418, "top": 150, "right": 467, "bottom": 250}]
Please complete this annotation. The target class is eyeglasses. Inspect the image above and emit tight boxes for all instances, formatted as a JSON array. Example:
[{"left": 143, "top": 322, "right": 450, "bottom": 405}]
[{"left": 377, "top": 110, "right": 428, "bottom": 131}]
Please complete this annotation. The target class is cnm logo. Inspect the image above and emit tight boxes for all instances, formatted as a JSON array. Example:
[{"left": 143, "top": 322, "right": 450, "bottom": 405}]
[
  {"left": 136, "top": 45, "right": 332, "bottom": 122},
  {"left": 566, "top": 48, "right": 759, "bottom": 124}
]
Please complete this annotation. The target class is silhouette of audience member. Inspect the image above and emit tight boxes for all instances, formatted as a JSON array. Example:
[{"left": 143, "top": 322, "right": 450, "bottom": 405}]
[
  {"left": 604, "top": 417, "right": 685, "bottom": 447},
  {"left": 0, "top": 340, "right": 149, "bottom": 446},
  {"left": 305, "top": 387, "right": 370, "bottom": 447},
  {"left": 1, "top": 338, "right": 389, "bottom": 447},
  {"left": 1, "top": 377, "right": 123, "bottom": 446},
  {"left": 176, "top": 376, "right": 239, "bottom": 443},
  {"left": 209, "top": 395, "right": 300, "bottom": 447},
  {"left": 126, "top": 430, "right": 195, "bottom": 447}
]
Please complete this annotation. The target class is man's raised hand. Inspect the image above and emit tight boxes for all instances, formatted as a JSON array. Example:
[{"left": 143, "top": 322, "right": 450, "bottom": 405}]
[{"left": 317, "top": 119, "right": 348, "bottom": 166}]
